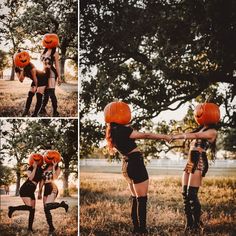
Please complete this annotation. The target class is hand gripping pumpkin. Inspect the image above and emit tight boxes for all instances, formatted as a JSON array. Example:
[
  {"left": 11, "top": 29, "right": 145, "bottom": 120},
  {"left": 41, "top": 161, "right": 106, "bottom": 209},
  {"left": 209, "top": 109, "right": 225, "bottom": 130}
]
[
  {"left": 42, "top": 33, "right": 59, "bottom": 49},
  {"left": 28, "top": 153, "right": 44, "bottom": 166},
  {"left": 194, "top": 103, "right": 220, "bottom": 125},
  {"left": 14, "top": 51, "right": 30, "bottom": 67},
  {"left": 104, "top": 101, "right": 131, "bottom": 124},
  {"left": 44, "top": 150, "right": 61, "bottom": 164}
]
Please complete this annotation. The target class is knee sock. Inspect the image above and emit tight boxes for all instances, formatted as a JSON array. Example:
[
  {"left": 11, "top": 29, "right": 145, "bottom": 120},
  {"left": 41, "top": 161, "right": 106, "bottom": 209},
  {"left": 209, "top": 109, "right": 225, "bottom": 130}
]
[
  {"left": 46, "top": 201, "right": 68, "bottom": 212},
  {"left": 182, "top": 185, "right": 193, "bottom": 229},
  {"left": 8, "top": 205, "right": 32, "bottom": 218},
  {"left": 137, "top": 196, "right": 148, "bottom": 233},
  {"left": 130, "top": 196, "right": 139, "bottom": 232},
  {"left": 28, "top": 208, "right": 35, "bottom": 231},
  {"left": 188, "top": 186, "right": 201, "bottom": 228},
  {"left": 44, "top": 204, "right": 55, "bottom": 232},
  {"left": 48, "top": 88, "right": 58, "bottom": 114},
  {"left": 24, "top": 91, "right": 35, "bottom": 114},
  {"left": 32, "top": 93, "right": 43, "bottom": 116},
  {"left": 40, "top": 89, "right": 50, "bottom": 112}
]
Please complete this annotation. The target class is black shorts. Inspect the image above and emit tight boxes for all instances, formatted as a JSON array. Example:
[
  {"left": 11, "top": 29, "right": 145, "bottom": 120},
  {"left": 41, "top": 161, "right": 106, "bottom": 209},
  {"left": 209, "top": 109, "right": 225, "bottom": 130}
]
[
  {"left": 31, "top": 77, "right": 48, "bottom": 87},
  {"left": 44, "top": 182, "right": 58, "bottom": 197},
  {"left": 122, "top": 152, "right": 149, "bottom": 184},
  {"left": 19, "top": 180, "right": 37, "bottom": 200}
]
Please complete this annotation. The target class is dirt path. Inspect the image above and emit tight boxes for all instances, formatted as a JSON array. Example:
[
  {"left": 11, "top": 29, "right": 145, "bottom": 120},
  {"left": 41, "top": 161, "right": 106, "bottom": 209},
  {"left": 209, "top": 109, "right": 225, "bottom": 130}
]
[{"left": 0, "top": 80, "right": 78, "bottom": 117}]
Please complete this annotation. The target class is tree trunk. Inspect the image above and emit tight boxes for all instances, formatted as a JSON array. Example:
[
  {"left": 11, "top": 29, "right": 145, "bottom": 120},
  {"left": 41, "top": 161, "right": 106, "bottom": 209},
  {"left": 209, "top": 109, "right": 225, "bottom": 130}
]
[
  {"left": 63, "top": 165, "right": 70, "bottom": 197},
  {"left": 60, "top": 46, "right": 66, "bottom": 82},
  {"left": 10, "top": 64, "right": 15, "bottom": 81},
  {"left": 15, "top": 171, "right": 21, "bottom": 196}
]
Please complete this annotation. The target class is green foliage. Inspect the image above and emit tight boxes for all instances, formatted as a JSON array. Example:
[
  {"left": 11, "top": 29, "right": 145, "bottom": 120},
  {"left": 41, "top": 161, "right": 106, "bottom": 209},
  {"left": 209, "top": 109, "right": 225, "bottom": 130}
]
[
  {"left": 80, "top": 0, "right": 236, "bottom": 157},
  {"left": 0, "top": 164, "right": 15, "bottom": 185}
]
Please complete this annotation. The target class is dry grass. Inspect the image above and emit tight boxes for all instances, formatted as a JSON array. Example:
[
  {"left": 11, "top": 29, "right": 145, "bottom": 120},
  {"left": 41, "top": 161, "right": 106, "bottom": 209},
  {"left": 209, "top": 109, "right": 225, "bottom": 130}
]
[
  {"left": 0, "top": 79, "right": 78, "bottom": 117},
  {"left": 80, "top": 173, "right": 236, "bottom": 236},
  {"left": 0, "top": 194, "right": 78, "bottom": 236}
]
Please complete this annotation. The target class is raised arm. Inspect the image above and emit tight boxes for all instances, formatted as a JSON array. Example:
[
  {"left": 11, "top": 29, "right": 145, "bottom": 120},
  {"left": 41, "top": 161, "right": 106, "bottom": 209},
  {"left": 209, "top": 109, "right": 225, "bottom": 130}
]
[
  {"left": 130, "top": 130, "right": 171, "bottom": 142},
  {"left": 27, "top": 162, "right": 37, "bottom": 181},
  {"left": 54, "top": 52, "right": 61, "bottom": 85}
]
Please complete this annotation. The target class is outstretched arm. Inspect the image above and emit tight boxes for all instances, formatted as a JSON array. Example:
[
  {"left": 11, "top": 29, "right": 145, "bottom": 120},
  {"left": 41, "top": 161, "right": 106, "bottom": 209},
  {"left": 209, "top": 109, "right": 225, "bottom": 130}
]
[
  {"left": 130, "top": 131, "right": 171, "bottom": 142},
  {"left": 16, "top": 70, "right": 25, "bottom": 82},
  {"left": 171, "top": 129, "right": 217, "bottom": 143}
]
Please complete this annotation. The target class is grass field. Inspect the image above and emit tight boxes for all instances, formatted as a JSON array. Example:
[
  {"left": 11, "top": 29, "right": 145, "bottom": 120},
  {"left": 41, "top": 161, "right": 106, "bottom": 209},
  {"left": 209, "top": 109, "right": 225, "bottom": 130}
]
[
  {"left": 0, "top": 79, "right": 78, "bottom": 117},
  {"left": 80, "top": 172, "right": 236, "bottom": 236},
  {"left": 0, "top": 194, "right": 78, "bottom": 236}
]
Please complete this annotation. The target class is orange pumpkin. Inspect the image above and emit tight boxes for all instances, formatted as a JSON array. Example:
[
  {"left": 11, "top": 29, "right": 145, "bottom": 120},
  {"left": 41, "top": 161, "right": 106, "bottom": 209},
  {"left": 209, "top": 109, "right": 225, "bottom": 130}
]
[
  {"left": 104, "top": 101, "right": 131, "bottom": 124},
  {"left": 194, "top": 103, "right": 220, "bottom": 125},
  {"left": 14, "top": 51, "right": 30, "bottom": 67},
  {"left": 28, "top": 153, "right": 44, "bottom": 166},
  {"left": 44, "top": 150, "right": 61, "bottom": 164},
  {"left": 42, "top": 33, "right": 59, "bottom": 48}
]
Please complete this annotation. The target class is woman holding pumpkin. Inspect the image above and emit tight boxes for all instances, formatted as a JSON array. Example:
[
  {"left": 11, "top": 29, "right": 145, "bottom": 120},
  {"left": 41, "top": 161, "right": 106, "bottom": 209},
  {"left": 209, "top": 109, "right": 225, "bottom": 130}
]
[
  {"left": 39, "top": 33, "right": 61, "bottom": 117},
  {"left": 14, "top": 50, "right": 50, "bottom": 117},
  {"left": 38, "top": 150, "right": 68, "bottom": 234},
  {"left": 8, "top": 153, "right": 44, "bottom": 232},
  {"left": 170, "top": 103, "right": 220, "bottom": 233},
  {"left": 104, "top": 101, "right": 170, "bottom": 235}
]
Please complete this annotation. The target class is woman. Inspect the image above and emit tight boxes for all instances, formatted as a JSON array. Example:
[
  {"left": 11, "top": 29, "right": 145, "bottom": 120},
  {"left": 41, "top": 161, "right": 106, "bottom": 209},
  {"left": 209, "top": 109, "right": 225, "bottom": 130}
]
[
  {"left": 8, "top": 154, "right": 44, "bottom": 232},
  {"left": 38, "top": 154, "right": 68, "bottom": 234},
  {"left": 14, "top": 50, "right": 50, "bottom": 117},
  {"left": 39, "top": 33, "right": 61, "bottom": 117},
  {"left": 170, "top": 103, "right": 219, "bottom": 233},
  {"left": 104, "top": 101, "right": 170, "bottom": 235}
]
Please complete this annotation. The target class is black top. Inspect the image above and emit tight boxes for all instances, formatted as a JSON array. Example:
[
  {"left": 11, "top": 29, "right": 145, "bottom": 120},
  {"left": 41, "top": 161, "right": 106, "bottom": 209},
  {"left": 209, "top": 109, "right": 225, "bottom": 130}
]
[
  {"left": 28, "top": 166, "right": 43, "bottom": 183},
  {"left": 110, "top": 123, "right": 137, "bottom": 155},
  {"left": 15, "top": 62, "right": 35, "bottom": 79},
  {"left": 192, "top": 126, "right": 214, "bottom": 151}
]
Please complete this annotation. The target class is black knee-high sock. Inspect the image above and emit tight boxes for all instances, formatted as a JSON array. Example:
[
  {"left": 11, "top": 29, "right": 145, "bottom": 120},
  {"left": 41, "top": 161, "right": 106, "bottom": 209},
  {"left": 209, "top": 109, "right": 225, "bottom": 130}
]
[
  {"left": 188, "top": 186, "right": 201, "bottom": 228},
  {"left": 137, "top": 196, "right": 148, "bottom": 233},
  {"left": 24, "top": 91, "right": 35, "bottom": 114},
  {"left": 46, "top": 201, "right": 68, "bottom": 212},
  {"left": 131, "top": 196, "right": 139, "bottom": 232},
  {"left": 182, "top": 185, "right": 193, "bottom": 229},
  {"left": 44, "top": 204, "right": 55, "bottom": 232},
  {"left": 8, "top": 205, "right": 32, "bottom": 218},
  {"left": 40, "top": 89, "right": 50, "bottom": 112},
  {"left": 48, "top": 88, "right": 58, "bottom": 114},
  {"left": 32, "top": 93, "right": 43, "bottom": 116},
  {"left": 28, "top": 208, "right": 35, "bottom": 231}
]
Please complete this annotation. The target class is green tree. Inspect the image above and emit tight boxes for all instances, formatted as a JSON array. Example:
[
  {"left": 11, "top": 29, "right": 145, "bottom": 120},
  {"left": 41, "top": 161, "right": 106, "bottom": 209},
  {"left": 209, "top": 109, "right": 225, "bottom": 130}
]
[
  {"left": 0, "top": 0, "right": 26, "bottom": 80},
  {"left": 80, "top": 0, "right": 236, "bottom": 157}
]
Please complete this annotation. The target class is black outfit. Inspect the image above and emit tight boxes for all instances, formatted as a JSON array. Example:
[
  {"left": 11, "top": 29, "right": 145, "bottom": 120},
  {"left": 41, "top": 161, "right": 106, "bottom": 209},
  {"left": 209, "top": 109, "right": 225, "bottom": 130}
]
[
  {"left": 42, "top": 167, "right": 68, "bottom": 233},
  {"left": 110, "top": 123, "right": 149, "bottom": 234},
  {"left": 8, "top": 166, "right": 43, "bottom": 231},
  {"left": 39, "top": 48, "right": 59, "bottom": 116},
  {"left": 15, "top": 63, "right": 50, "bottom": 116},
  {"left": 183, "top": 126, "right": 216, "bottom": 232}
]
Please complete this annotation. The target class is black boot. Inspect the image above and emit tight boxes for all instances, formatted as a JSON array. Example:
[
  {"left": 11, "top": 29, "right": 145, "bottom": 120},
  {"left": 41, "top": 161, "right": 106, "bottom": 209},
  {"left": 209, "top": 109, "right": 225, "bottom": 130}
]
[
  {"left": 48, "top": 88, "right": 59, "bottom": 116},
  {"left": 44, "top": 204, "right": 55, "bottom": 233},
  {"left": 182, "top": 185, "right": 194, "bottom": 232},
  {"left": 46, "top": 201, "right": 69, "bottom": 213},
  {"left": 130, "top": 196, "right": 139, "bottom": 234},
  {"left": 32, "top": 92, "right": 43, "bottom": 117},
  {"left": 23, "top": 91, "right": 35, "bottom": 116},
  {"left": 137, "top": 196, "right": 148, "bottom": 234},
  {"left": 8, "top": 205, "right": 32, "bottom": 218},
  {"left": 28, "top": 208, "right": 35, "bottom": 231},
  {"left": 39, "top": 89, "right": 50, "bottom": 115},
  {"left": 188, "top": 186, "right": 203, "bottom": 232}
]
